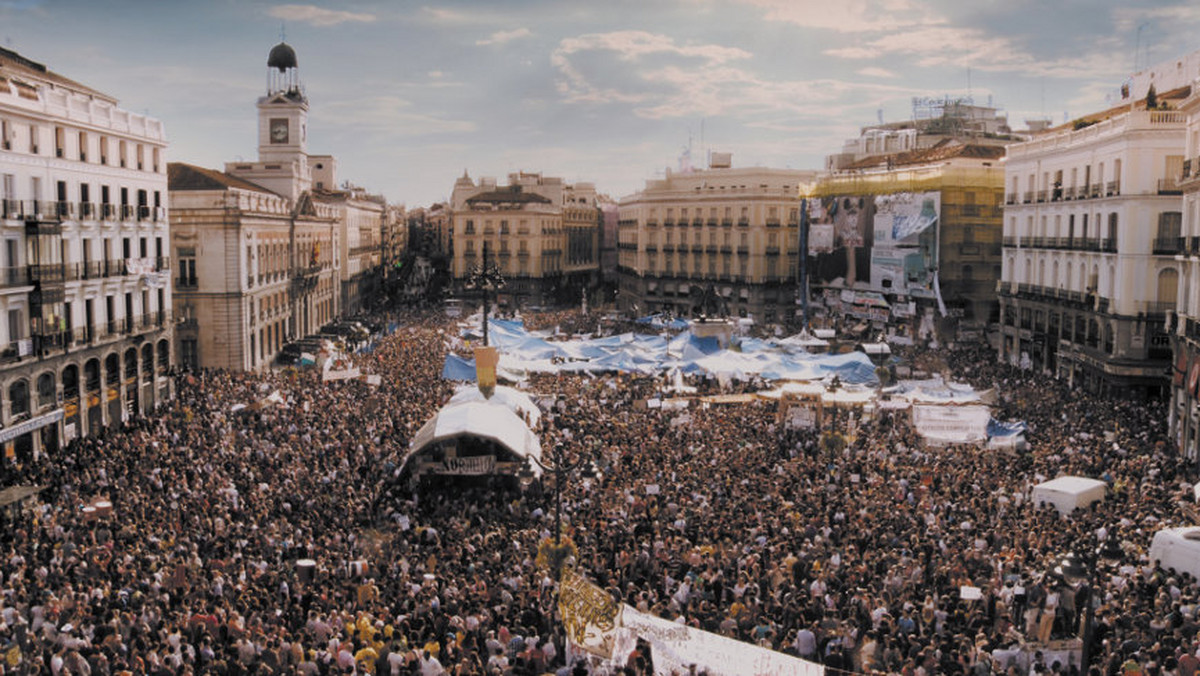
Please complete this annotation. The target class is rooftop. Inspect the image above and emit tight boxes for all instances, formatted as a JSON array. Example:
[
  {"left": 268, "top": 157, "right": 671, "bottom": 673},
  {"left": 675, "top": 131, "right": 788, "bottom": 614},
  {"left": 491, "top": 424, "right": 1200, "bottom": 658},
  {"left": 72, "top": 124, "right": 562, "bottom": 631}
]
[{"left": 168, "top": 162, "right": 278, "bottom": 194}]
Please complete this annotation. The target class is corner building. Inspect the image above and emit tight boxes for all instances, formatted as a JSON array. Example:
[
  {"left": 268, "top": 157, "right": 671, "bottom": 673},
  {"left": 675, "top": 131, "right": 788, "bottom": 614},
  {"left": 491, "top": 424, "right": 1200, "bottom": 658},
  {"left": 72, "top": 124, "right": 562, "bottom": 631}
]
[
  {"left": 617, "top": 160, "right": 816, "bottom": 323},
  {"left": 449, "top": 171, "right": 599, "bottom": 308},
  {"left": 170, "top": 42, "right": 344, "bottom": 370},
  {"left": 0, "top": 47, "right": 173, "bottom": 471},
  {"left": 999, "top": 97, "right": 1185, "bottom": 397}
]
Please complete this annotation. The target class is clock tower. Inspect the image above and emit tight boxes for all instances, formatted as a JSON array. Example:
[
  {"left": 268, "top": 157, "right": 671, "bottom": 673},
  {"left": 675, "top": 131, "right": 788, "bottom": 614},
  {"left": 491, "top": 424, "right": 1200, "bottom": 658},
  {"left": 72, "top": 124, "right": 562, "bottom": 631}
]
[{"left": 243, "top": 41, "right": 311, "bottom": 200}]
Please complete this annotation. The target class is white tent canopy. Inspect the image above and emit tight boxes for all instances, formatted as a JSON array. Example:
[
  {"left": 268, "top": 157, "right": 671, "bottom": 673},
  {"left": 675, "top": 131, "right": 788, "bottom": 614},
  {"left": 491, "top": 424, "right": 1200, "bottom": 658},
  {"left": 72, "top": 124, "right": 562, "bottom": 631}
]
[
  {"left": 1031, "top": 476, "right": 1107, "bottom": 515},
  {"left": 402, "top": 400, "right": 543, "bottom": 476},
  {"left": 448, "top": 384, "right": 541, "bottom": 428}
]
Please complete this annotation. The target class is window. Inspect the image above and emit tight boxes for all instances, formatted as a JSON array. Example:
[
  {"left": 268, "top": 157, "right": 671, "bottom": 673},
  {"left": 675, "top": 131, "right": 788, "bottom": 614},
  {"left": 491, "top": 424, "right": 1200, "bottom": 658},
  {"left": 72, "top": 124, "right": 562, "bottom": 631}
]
[
  {"left": 177, "top": 247, "right": 197, "bottom": 287},
  {"left": 78, "top": 131, "right": 87, "bottom": 161},
  {"left": 7, "top": 307, "right": 22, "bottom": 342}
]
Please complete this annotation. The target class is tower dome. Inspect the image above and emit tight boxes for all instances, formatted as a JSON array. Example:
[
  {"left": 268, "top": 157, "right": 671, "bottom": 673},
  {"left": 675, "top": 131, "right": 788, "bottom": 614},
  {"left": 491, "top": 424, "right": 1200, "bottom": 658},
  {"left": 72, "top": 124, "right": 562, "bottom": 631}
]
[
  {"left": 267, "top": 42, "right": 298, "bottom": 72},
  {"left": 265, "top": 41, "right": 304, "bottom": 99}
]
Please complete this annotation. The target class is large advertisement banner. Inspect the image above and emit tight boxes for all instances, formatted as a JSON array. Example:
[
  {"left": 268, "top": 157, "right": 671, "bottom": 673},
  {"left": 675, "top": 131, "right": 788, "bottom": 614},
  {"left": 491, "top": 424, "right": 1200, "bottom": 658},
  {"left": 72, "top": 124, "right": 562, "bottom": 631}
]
[
  {"left": 807, "top": 196, "right": 876, "bottom": 288},
  {"left": 870, "top": 192, "right": 940, "bottom": 294}
]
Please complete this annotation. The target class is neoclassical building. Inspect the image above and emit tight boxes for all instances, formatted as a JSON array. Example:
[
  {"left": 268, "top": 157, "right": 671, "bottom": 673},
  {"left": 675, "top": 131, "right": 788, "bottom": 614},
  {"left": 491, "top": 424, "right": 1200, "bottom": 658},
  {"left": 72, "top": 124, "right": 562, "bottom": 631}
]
[
  {"left": 170, "top": 42, "right": 364, "bottom": 370},
  {"left": 617, "top": 159, "right": 817, "bottom": 323},
  {"left": 998, "top": 93, "right": 1186, "bottom": 397},
  {"left": 0, "top": 46, "right": 173, "bottom": 470},
  {"left": 449, "top": 171, "right": 599, "bottom": 308}
]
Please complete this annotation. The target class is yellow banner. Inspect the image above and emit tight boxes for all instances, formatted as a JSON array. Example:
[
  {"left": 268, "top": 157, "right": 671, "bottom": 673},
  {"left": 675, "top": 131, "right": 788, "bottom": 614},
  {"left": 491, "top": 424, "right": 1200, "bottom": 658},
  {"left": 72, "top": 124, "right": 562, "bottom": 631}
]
[{"left": 558, "top": 568, "right": 619, "bottom": 658}]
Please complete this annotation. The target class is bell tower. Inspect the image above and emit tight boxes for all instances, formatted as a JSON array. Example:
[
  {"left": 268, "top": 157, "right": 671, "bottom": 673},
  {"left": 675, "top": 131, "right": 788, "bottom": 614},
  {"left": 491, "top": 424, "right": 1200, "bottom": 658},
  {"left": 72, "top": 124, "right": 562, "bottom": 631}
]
[
  {"left": 238, "top": 40, "right": 311, "bottom": 201},
  {"left": 257, "top": 41, "right": 309, "bottom": 165}
]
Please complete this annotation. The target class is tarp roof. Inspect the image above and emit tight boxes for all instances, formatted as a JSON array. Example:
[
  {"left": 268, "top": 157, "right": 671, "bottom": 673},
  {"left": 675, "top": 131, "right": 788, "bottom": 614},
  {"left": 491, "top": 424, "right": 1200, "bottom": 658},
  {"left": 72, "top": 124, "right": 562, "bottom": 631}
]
[
  {"left": 448, "top": 384, "right": 541, "bottom": 428},
  {"left": 403, "top": 400, "right": 543, "bottom": 475}
]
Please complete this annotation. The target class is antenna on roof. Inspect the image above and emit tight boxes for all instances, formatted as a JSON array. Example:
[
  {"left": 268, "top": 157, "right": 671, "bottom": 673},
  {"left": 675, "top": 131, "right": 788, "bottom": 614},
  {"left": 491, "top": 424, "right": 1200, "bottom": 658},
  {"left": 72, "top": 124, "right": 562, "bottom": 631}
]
[{"left": 280, "top": 23, "right": 287, "bottom": 43}]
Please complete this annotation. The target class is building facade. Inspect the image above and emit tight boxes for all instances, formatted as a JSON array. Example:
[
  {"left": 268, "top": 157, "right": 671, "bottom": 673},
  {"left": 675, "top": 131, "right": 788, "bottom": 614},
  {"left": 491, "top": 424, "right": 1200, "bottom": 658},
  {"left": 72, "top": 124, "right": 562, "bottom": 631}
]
[
  {"left": 998, "top": 101, "right": 1185, "bottom": 398},
  {"left": 0, "top": 46, "right": 173, "bottom": 471},
  {"left": 807, "top": 144, "right": 1005, "bottom": 338},
  {"left": 312, "top": 173, "right": 386, "bottom": 316},
  {"left": 617, "top": 160, "right": 817, "bottom": 323},
  {"left": 170, "top": 42, "right": 344, "bottom": 371},
  {"left": 449, "top": 172, "right": 599, "bottom": 309},
  {"left": 1170, "top": 85, "right": 1200, "bottom": 464}
]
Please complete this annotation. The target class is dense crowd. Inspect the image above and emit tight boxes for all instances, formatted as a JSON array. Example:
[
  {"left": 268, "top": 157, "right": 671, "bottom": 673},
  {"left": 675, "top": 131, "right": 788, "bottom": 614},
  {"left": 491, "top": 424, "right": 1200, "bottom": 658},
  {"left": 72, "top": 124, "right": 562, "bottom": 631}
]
[{"left": 0, "top": 307, "right": 1197, "bottom": 676}]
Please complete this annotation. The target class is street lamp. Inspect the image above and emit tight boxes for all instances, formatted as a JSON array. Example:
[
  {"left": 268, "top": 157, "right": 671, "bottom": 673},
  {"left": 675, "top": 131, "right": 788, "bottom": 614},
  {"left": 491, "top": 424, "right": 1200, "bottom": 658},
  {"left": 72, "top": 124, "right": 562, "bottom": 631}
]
[
  {"left": 1056, "top": 535, "right": 1123, "bottom": 671},
  {"left": 535, "top": 441, "right": 583, "bottom": 549},
  {"left": 467, "top": 241, "right": 505, "bottom": 346}
]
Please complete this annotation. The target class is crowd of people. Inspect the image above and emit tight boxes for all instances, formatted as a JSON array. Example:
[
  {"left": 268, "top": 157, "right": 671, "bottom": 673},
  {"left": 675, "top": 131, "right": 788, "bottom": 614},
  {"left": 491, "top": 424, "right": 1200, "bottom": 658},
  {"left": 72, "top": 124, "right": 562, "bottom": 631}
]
[{"left": 0, "top": 307, "right": 1197, "bottom": 676}]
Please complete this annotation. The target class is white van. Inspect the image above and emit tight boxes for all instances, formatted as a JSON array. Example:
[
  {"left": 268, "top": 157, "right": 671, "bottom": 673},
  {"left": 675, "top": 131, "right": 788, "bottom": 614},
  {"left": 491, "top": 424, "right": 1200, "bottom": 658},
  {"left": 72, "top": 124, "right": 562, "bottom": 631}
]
[{"left": 1149, "top": 527, "right": 1200, "bottom": 581}]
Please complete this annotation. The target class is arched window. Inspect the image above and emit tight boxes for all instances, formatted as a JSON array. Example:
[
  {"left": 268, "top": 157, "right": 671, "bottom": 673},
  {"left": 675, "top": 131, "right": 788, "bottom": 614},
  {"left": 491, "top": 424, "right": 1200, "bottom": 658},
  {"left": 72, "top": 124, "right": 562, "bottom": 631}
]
[
  {"left": 36, "top": 372, "right": 55, "bottom": 408},
  {"left": 9, "top": 379, "right": 29, "bottom": 418}
]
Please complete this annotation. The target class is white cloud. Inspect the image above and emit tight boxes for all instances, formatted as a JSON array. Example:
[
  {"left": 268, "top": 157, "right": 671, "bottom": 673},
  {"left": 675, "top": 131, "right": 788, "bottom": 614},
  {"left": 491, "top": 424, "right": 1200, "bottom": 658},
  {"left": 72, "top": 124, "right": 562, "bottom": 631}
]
[
  {"left": 826, "top": 24, "right": 1128, "bottom": 80},
  {"left": 737, "top": 0, "right": 941, "bottom": 33},
  {"left": 857, "top": 66, "right": 897, "bottom": 78},
  {"left": 268, "top": 4, "right": 375, "bottom": 27},
  {"left": 476, "top": 27, "right": 532, "bottom": 46},
  {"left": 550, "top": 29, "right": 912, "bottom": 124},
  {"left": 315, "top": 95, "right": 476, "bottom": 136}
]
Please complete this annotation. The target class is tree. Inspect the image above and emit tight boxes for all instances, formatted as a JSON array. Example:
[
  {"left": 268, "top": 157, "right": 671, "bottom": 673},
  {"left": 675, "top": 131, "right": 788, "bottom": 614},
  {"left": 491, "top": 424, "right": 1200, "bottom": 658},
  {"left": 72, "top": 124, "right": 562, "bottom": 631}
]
[{"left": 1146, "top": 84, "right": 1158, "bottom": 110}]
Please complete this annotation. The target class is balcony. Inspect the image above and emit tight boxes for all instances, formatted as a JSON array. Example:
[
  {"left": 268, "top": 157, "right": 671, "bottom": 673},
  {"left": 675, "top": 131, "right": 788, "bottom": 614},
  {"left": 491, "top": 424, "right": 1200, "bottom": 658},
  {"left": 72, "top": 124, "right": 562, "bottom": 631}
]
[
  {"left": 705, "top": 245, "right": 718, "bottom": 254},
  {"left": 645, "top": 220, "right": 658, "bottom": 228},
  {"left": 1153, "top": 237, "right": 1183, "bottom": 255},
  {"left": 1036, "top": 190, "right": 1048, "bottom": 203},
  {"left": 0, "top": 267, "right": 27, "bottom": 287},
  {"left": 662, "top": 220, "right": 674, "bottom": 228},
  {"left": 1005, "top": 194, "right": 1017, "bottom": 205},
  {"left": 1106, "top": 181, "right": 1120, "bottom": 197},
  {"left": 737, "top": 246, "right": 749, "bottom": 255},
  {"left": 737, "top": 217, "right": 749, "bottom": 227},
  {"left": 721, "top": 218, "right": 732, "bottom": 227},
  {"left": 1158, "top": 177, "right": 1182, "bottom": 195},
  {"left": 1002, "top": 236, "right": 1019, "bottom": 248},
  {"left": 101, "top": 203, "right": 117, "bottom": 220},
  {"left": 706, "top": 218, "right": 718, "bottom": 227},
  {"left": 120, "top": 205, "right": 135, "bottom": 221},
  {"left": 78, "top": 202, "right": 97, "bottom": 220},
  {"left": 765, "top": 218, "right": 781, "bottom": 228},
  {"left": 765, "top": 246, "right": 780, "bottom": 255},
  {"left": 692, "top": 218, "right": 704, "bottom": 228}
]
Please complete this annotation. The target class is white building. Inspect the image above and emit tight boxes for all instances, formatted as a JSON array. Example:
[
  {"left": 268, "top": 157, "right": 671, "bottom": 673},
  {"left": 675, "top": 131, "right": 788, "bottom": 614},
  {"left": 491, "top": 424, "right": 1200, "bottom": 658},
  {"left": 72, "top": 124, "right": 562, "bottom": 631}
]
[
  {"left": 0, "top": 46, "right": 173, "bottom": 469},
  {"left": 998, "top": 95, "right": 1185, "bottom": 397},
  {"left": 1169, "top": 84, "right": 1200, "bottom": 464}
]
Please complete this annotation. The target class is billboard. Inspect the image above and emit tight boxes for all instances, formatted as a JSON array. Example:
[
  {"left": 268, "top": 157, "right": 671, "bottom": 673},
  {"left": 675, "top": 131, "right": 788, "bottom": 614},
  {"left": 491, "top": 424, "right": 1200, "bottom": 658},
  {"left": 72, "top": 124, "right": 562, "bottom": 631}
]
[
  {"left": 806, "top": 196, "right": 875, "bottom": 288},
  {"left": 870, "top": 191, "right": 939, "bottom": 294}
]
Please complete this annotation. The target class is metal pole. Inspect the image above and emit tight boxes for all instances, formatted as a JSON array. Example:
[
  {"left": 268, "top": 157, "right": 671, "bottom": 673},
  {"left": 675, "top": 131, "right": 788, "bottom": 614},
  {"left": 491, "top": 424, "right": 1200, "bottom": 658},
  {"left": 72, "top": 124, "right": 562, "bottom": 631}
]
[
  {"left": 799, "top": 197, "right": 809, "bottom": 329},
  {"left": 1080, "top": 560, "right": 1097, "bottom": 670},
  {"left": 482, "top": 241, "right": 490, "bottom": 347}
]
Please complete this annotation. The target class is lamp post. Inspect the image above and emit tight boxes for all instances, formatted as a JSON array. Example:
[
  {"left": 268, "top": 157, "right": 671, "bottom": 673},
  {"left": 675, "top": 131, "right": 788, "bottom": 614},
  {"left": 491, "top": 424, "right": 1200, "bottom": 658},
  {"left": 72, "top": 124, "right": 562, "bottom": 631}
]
[
  {"left": 1056, "top": 535, "right": 1123, "bottom": 671},
  {"left": 468, "top": 241, "right": 505, "bottom": 346},
  {"left": 531, "top": 441, "right": 584, "bottom": 548}
]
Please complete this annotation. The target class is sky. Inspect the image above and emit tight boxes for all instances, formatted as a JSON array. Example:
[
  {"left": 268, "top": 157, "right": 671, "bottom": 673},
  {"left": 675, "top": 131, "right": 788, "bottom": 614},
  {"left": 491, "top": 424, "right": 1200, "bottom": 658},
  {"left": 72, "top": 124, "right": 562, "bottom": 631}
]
[{"left": 2, "top": 0, "right": 1200, "bottom": 208}]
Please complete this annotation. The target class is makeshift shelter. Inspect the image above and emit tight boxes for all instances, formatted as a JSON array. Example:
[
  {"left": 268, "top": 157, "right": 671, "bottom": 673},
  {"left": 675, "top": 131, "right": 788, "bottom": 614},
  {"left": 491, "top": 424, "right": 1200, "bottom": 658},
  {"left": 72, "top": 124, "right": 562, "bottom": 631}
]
[
  {"left": 1031, "top": 476, "right": 1107, "bottom": 515},
  {"left": 447, "top": 384, "right": 541, "bottom": 428},
  {"left": 398, "top": 400, "right": 543, "bottom": 486},
  {"left": 1149, "top": 527, "right": 1200, "bottom": 580}
]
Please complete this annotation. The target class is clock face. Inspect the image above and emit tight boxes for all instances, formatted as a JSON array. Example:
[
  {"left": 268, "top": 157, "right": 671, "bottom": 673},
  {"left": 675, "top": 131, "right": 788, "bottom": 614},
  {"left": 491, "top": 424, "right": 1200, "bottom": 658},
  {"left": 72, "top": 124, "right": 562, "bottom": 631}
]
[{"left": 270, "top": 119, "right": 288, "bottom": 144}]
